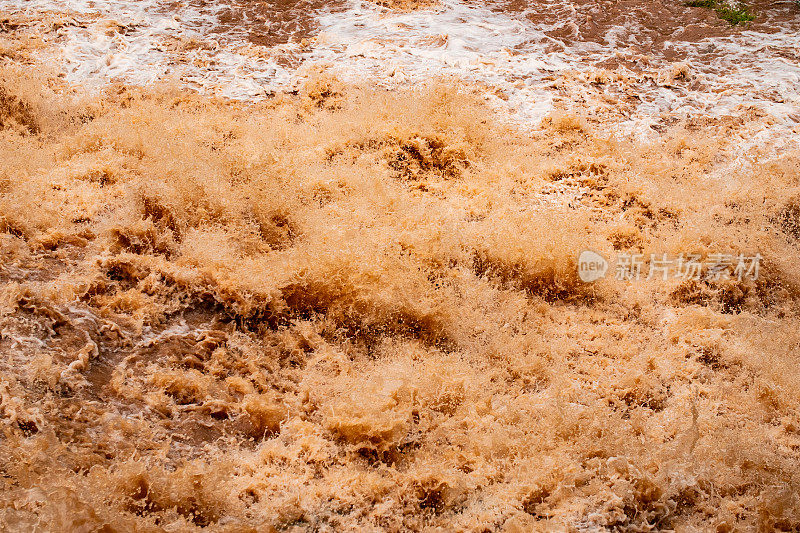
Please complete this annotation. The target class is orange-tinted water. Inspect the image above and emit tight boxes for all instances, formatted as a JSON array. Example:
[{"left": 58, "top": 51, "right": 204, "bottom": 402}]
[{"left": 1, "top": 0, "right": 800, "bottom": 530}]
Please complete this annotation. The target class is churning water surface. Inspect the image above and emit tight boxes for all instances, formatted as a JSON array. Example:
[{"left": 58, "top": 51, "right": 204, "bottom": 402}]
[{"left": 3, "top": 0, "right": 799, "bottom": 138}]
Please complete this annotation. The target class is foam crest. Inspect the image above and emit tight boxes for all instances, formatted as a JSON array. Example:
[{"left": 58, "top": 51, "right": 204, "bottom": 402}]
[{"left": 3, "top": 0, "right": 800, "bottom": 139}]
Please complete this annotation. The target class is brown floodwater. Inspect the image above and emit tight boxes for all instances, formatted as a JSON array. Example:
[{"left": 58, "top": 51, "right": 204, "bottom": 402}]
[
  {"left": 163, "top": 0, "right": 347, "bottom": 45},
  {"left": 482, "top": 0, "right": 800, "bottom": 70},
  {"left": 186, "top": 0, "right": 800, "bottom": 58},
  {"left": 2, "top": 0, "right": 800, "bottom": 530}
]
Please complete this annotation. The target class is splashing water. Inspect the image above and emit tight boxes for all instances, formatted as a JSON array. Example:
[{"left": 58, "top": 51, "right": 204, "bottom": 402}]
[{"left": 3, "top": 0, "right": 799, "bottom": 137}]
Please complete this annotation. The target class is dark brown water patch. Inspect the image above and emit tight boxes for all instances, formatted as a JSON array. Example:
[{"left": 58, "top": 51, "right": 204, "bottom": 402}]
[
  {"left": 479, "top": 0, "right": 800, "bottom": 65},
  {"left": 178, "top": 0, "right": 347, "bottom": 47}
]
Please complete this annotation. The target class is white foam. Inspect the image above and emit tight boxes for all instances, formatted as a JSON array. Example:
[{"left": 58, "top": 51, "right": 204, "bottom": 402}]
[
  {"left": 304, "top": 0, "right": 579, "bottom": 122},
  {"left": 2, "top": 0, "right": 800, "bottom": 147},
  {"left": 1, "top": 0, "right": 297, "bottom": 97},
  {"left": 303, "top": 0, "right": 800, "bottom": 151}
]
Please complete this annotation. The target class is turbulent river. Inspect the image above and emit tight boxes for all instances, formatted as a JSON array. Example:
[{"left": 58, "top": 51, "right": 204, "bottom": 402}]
[
  {"left": 2, "top": 0, "right": 800, "bottom": 531},
  {"left": 4, "top": 0, "right": 800, "bottom": 133}
]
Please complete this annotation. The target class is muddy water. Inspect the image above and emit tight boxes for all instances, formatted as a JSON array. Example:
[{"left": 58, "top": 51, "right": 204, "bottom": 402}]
[
  {"left": 205, "top": 0, "right": 346, "bottom": 45},
  {"left": 492, "top": 0, "right": 800, "bottom": 51},
  {"left": 3, "top": 0, "right": 799, "bottom": 132},
  {"left": 488, "top": 0, "right": 800, "bottom": 118},
  {"left": 3, "top": 0, "right": 800, "bottom": 530}
]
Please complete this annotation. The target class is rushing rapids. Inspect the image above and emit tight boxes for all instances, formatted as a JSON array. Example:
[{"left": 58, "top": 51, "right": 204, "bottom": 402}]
[{"left": 1, "top": 0, "right": 800, "bottom": 530}]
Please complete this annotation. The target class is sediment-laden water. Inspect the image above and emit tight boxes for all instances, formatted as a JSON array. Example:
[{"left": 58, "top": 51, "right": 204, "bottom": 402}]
[
  {"left": 1, "top": 0, "right": 800, "bottom": 530},
  {"left": 4, "top": 0, "right": 799, "bottom": 126}
]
